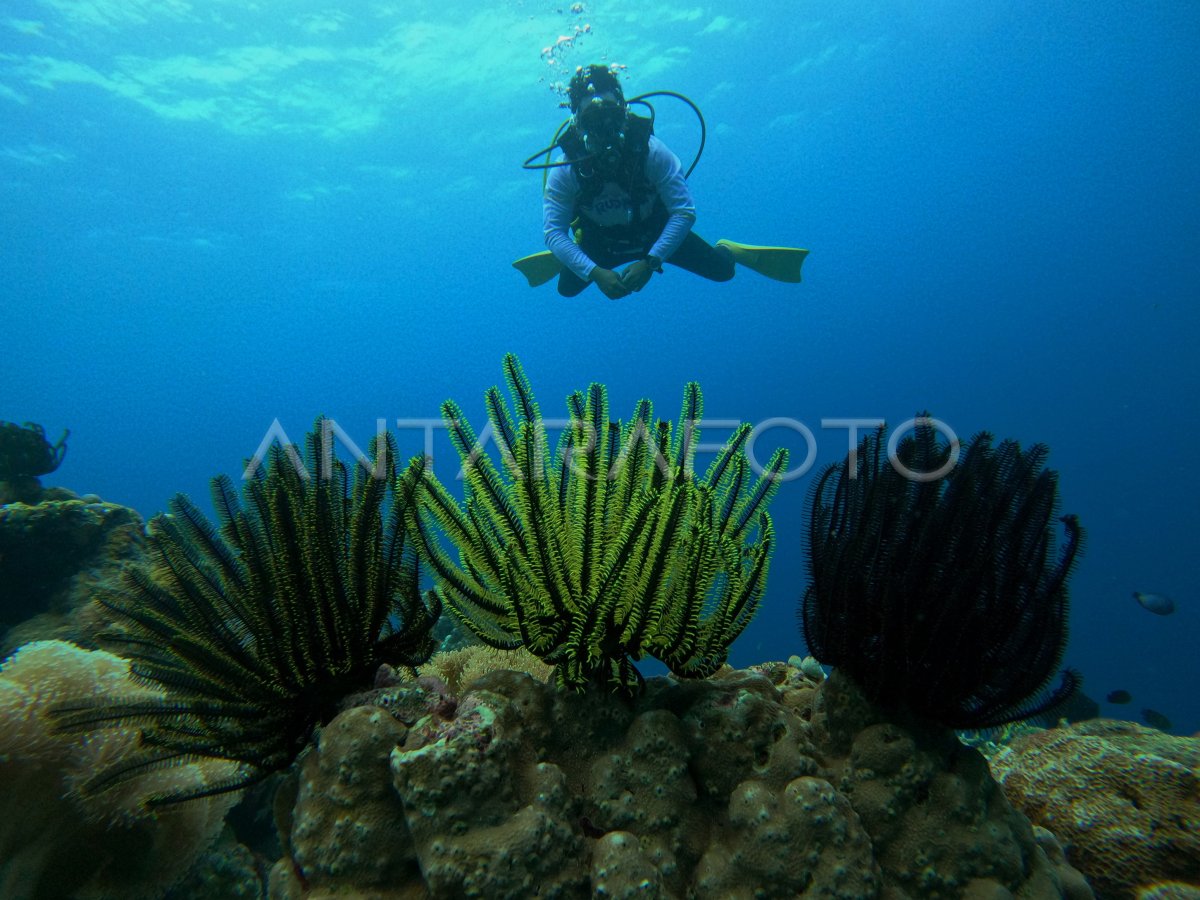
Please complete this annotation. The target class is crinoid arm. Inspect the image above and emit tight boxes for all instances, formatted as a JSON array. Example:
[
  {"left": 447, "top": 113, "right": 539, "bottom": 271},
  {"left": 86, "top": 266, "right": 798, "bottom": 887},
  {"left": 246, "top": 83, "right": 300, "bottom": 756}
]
[
  {"left": 408, "top": 354, "right": 787, "bottom": 697},
  {"left": 53, "top": 418, "right": 439, "bottom": 805},
  {"left": 801, "top": 418, "right": 1083, "bottom": 729}
]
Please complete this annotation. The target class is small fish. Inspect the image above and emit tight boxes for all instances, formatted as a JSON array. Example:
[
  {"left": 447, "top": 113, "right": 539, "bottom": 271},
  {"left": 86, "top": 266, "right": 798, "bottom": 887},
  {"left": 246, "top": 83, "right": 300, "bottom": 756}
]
[
  {"left": 1133, "top": 591, "right": 1175, "bottom": 616},
  {"left": 1106, "top": 689, "right": 1132, "bottom": 705},
  {"left": 1142, "top": 708, "right": 1173, "bottom": 731}
]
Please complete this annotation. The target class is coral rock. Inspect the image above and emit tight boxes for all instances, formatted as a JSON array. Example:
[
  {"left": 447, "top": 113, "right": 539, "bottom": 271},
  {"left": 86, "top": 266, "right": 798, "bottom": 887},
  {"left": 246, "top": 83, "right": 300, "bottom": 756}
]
[
  {"left": 592, "top": 831, "right": 663, "bottom": 898},
  {"left": 0, "top": 496, "right": 145, "bottom": 651},
  {"left": 275, "top": 662, "right": 1087, "bottom": 899},
  {"left": 391, "top": 681, "right": 589, "bottom": 897},
  {"left": 694, "top": 775, "right": 879, "bottom": 898},
  {"left": 991, "top": 719, "right": 1200, "bottom": 899},
  {"left": 291, "top": 706, "right": 418, "bottom": 891}
]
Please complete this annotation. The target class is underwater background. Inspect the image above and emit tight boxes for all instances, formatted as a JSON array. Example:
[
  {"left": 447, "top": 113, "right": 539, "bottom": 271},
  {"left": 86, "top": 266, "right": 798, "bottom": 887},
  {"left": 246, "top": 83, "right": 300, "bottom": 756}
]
[{"left": 2, "top": 0, "right": 1197, "bottom": 734}]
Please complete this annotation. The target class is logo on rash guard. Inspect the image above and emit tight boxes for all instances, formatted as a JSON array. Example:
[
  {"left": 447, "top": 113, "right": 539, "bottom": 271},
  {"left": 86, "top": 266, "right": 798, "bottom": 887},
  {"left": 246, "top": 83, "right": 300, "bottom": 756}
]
[{"left": 585, "top": 185, "right": 633, "bottom": 225}]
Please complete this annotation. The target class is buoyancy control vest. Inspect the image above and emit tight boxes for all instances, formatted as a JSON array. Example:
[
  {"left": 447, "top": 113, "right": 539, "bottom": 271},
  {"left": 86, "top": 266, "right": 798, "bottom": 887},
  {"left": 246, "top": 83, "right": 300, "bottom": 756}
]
[{"left": 555, "top": 113, "right": 667, "bottom": 250}]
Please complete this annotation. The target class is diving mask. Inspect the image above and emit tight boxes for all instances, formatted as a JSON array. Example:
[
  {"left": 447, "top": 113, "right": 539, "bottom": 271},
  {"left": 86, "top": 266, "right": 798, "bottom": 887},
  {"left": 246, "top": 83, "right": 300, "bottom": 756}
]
[{"left": 576, "top": 93, "right": 627, "bottom": 156}]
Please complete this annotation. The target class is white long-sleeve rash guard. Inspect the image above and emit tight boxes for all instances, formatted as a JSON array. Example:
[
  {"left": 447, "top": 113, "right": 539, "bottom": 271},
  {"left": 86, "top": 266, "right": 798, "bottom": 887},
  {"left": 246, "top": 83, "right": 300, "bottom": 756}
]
[{"left": 542, "top": 135, "right": 697, "bottom": 281}]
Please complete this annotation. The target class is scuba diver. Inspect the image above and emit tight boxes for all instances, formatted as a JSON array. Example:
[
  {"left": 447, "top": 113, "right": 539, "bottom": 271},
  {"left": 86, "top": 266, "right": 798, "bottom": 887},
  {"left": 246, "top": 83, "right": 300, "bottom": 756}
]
[{"left": 514, "top": 64, "right": 807, "bottom": 298}]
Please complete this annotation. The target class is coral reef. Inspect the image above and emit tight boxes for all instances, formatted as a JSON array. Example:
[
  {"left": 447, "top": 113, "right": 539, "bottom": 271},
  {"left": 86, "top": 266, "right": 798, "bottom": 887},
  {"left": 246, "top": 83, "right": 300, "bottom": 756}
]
[
  {"left": 0, "top": 492, "right": 145, "bottom": 652},
  {"left": 990, "top": 719, "right": 1200, "bottom": 899},
  {"left": 269, "top": 659, "right": 1089, "bottom": 899},
  {"left": 409, "top": 353, "right": 786, "bottom": 695},
  {"left": 52, "top": 419, "right": 440, "bottom": 805},
  {"left": 802, "top": 419, "right": 1083, "bottom": 728},
  {"left": 0, "top": 641, "right": 237, "bottom": 899},
  {"left": 0, "top": 420, "right": 68, "bottom": 483}
]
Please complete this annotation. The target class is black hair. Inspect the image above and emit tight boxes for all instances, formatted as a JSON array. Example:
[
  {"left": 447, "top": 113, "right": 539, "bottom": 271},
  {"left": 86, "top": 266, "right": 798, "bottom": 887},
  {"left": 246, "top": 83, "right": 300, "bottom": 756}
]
[{"left": 568, "top": 64, "right": 625, "bottom": 113}]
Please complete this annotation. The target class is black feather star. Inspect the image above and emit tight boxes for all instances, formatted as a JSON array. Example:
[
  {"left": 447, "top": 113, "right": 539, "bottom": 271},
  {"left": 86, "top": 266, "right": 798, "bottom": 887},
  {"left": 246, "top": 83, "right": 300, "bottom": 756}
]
[
  {"left": 801, "top": 418, "right": 1083, "bottom": 729},
  {"left": 54, "top": 419, "right": 440, "bottom": 805}
]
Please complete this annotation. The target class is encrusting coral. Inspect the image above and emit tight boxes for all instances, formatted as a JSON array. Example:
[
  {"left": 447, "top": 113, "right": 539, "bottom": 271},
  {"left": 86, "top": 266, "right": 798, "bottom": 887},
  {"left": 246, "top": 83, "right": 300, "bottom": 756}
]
[
  {"left": 407, "top": 353, "right": 786, "bottom": 695},
  {"left": 990, "top": 719, "right": 1200, "bottom": 899},
  {"left": 801, "top": 418, "right": 1083, "bottom": 729},
  {"left": 268, "top": 659, "right": 1091, "bottom": 899},
  {"left": 51, "top": 419, "right": 440, "bottom": 805},
  {"left": 0, "top": 640, "right": 237, "bottom": 899}
]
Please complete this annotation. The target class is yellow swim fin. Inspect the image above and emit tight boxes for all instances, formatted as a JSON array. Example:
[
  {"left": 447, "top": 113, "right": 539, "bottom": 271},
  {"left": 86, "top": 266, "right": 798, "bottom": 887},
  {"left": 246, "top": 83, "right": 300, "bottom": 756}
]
[
  {"left": 716, "top": 240, "right": 809, "bottom": 283},
  {"left": 512, "top": 251, "right": 564, "bottom": 288}
]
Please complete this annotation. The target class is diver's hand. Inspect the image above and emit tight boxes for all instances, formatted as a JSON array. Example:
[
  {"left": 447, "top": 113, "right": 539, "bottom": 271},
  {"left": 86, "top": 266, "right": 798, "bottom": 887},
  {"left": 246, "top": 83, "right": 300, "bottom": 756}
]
[
  {"left": 620, "top": 260, "right": 654, "bottom": 293},
  {"left": 592, "top": 267, "right": 630, "bottom": 300}
]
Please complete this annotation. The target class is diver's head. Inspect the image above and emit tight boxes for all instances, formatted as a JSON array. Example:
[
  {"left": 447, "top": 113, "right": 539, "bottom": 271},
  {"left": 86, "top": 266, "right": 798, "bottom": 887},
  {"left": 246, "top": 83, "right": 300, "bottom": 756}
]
[
  {"left": 568, "top": 64, "right": 628, "bottom": 171},
  {"left": 567, "top": 64, "right": 625, "bottom": 114}
]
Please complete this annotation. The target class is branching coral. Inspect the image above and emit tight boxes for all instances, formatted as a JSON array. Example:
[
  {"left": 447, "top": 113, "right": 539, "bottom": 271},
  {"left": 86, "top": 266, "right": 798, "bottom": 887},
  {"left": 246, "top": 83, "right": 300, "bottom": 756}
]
[
  {"left": 407, "top": 354, "right": 786, "bottom": 695},
  {"left": 801, "top": 418, "right": 1083, "bottom": 728},
  {"left": 53, "top": 420, "right": 440, "bottom": 805}
]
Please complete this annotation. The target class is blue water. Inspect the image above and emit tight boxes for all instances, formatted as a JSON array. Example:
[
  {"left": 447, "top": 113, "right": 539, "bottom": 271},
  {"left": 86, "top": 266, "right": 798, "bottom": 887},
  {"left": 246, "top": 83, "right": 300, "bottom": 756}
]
[{"left": 2, "top": 2, "right": 1197, "bottom": 733}]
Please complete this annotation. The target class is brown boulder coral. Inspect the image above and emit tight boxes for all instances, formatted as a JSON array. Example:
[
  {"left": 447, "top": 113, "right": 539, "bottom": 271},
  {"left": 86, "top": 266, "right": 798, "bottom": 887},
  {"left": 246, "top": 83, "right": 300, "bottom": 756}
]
[
  {"left": 270, "top": 661, "right": 1089, "bottom": 899},
  {"left": 990, "top": 719, "right": 1200, "bottom": 899}
]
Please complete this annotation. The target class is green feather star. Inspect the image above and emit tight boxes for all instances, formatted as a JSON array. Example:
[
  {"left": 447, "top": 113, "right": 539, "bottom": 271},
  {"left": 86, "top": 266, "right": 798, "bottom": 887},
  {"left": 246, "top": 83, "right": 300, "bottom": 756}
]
[{"left": 406, "top": 354, "right": 786, "bottom": 696}]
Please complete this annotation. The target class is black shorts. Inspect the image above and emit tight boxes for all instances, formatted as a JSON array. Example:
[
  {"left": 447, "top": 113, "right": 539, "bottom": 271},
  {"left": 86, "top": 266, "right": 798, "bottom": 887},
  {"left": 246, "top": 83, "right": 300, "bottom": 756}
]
[{"left": 557, "top": 230, "right": 735, "bottom": 296}]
